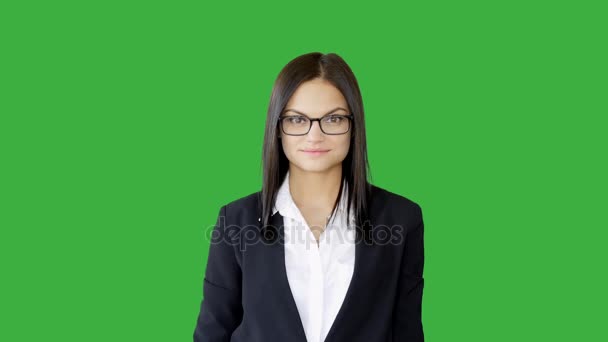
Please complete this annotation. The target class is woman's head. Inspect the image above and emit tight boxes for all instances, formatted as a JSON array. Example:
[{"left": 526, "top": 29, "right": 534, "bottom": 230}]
[
  {"left": 260, "top": 52, "right": 371, "bottom": 238},
  {"left": 279, "top": 77, "right": 352, "bottom": 173}
]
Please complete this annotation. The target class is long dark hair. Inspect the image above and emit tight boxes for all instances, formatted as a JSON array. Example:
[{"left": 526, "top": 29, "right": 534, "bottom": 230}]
[{"left": 259, "top": 52, "right": 372, "bottom": 241}]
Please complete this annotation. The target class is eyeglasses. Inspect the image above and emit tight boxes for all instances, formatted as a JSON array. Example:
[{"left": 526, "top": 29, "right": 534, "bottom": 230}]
[{"left": 279, "top": 113, "right": 353, "bottom": 136}]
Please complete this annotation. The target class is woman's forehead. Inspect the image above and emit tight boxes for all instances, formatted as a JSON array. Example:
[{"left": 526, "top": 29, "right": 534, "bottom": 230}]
[{"left": 285, "top": 80, "right": 349, "bottom": 115}]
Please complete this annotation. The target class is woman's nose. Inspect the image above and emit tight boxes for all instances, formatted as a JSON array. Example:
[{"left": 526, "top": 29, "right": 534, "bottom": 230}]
[{"left": 306, "top": 120, "right": 324, "bottom": 141}]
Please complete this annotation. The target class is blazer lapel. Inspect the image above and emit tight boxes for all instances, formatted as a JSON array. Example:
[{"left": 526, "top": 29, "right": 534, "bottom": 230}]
[
  {"left": 267, "top": 212, "right": 308, "bottom": 342},
  {"left": 324, "top": 213, "right": 374, "bottom": 342}
]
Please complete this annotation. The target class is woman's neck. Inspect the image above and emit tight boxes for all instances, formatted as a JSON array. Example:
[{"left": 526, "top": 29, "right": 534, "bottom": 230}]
[{"left": 288, "top": 165, "right": 342, "bottom": 210}]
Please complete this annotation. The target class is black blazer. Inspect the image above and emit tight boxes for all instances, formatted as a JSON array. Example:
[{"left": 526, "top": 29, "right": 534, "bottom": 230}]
[{"left": 193, "top": 184, "right": 425, "bottom": 341}]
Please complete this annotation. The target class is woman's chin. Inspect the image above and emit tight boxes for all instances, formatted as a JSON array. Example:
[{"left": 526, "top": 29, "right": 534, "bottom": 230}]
[{"left": 291, "top": 161, "right": 342, "bottom": 174}]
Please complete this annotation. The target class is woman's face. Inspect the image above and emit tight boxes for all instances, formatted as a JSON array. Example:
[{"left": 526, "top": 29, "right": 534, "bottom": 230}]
[{"left": 279, "top": 78, "right": 352, "bottom": 174}]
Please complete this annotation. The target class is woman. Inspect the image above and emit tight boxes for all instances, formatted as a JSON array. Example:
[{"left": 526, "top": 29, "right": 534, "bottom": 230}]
[{"left": 194, "top": 52, "right": 425, "bottom": 342}]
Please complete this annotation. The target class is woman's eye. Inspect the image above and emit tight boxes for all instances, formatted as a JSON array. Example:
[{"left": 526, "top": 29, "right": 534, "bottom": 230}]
[
  {"left": 325, "top": 115, "right": 343, "bottom": 123},
  {"left": 288, "top": 116, "right": 305, "bottom": 124}
]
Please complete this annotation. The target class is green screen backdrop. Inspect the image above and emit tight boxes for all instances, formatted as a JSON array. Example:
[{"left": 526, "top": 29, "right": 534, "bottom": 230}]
[{"left": 1, "top": 0, "right": 606, "bottom": 341}]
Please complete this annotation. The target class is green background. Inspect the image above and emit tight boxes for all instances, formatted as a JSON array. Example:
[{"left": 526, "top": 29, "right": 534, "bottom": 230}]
[{"left": 1, "top": 0, "right": 606, "bottom": 340}]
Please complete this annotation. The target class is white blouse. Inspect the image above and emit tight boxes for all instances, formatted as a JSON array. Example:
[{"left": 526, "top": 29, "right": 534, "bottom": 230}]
[{"left": 273, "top": 171, "right": 356, "bottom": 342}]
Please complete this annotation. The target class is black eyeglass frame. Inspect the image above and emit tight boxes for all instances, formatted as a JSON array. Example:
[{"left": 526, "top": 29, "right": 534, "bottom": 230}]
[{"left": 278, "top": 113, "right": 354, "bottom": 136}]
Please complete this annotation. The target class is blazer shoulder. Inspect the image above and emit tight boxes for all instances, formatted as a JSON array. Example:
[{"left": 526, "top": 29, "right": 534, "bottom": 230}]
[
  {"left": 370, "top": 184, "right": 422, "bottom": 218},
  {"left": 222, "top": 189, "right": 262, "bottom": 219}
]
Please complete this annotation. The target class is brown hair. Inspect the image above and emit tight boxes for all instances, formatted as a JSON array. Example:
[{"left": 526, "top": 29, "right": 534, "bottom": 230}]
[{"left": 259, "top": 52, "right": 372, "bottom": 241}]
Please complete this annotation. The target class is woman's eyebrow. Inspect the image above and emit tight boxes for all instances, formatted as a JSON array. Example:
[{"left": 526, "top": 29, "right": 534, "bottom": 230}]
[{"left": 283, "top": 107, "right": 348, "bottom": 116}]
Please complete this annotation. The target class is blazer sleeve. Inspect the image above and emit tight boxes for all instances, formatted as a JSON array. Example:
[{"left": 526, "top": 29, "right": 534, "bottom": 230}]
[
  {"left": 194, "top": 205, "right": 243, "bottom": 341},
  {"left": 392, "top": 203, "right": 425, "bottom": 341}
]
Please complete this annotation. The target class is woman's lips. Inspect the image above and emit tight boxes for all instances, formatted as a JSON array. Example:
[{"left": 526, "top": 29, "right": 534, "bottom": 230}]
[{"left": 301, "top": 149, "right": 330, "bottom": 156}]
